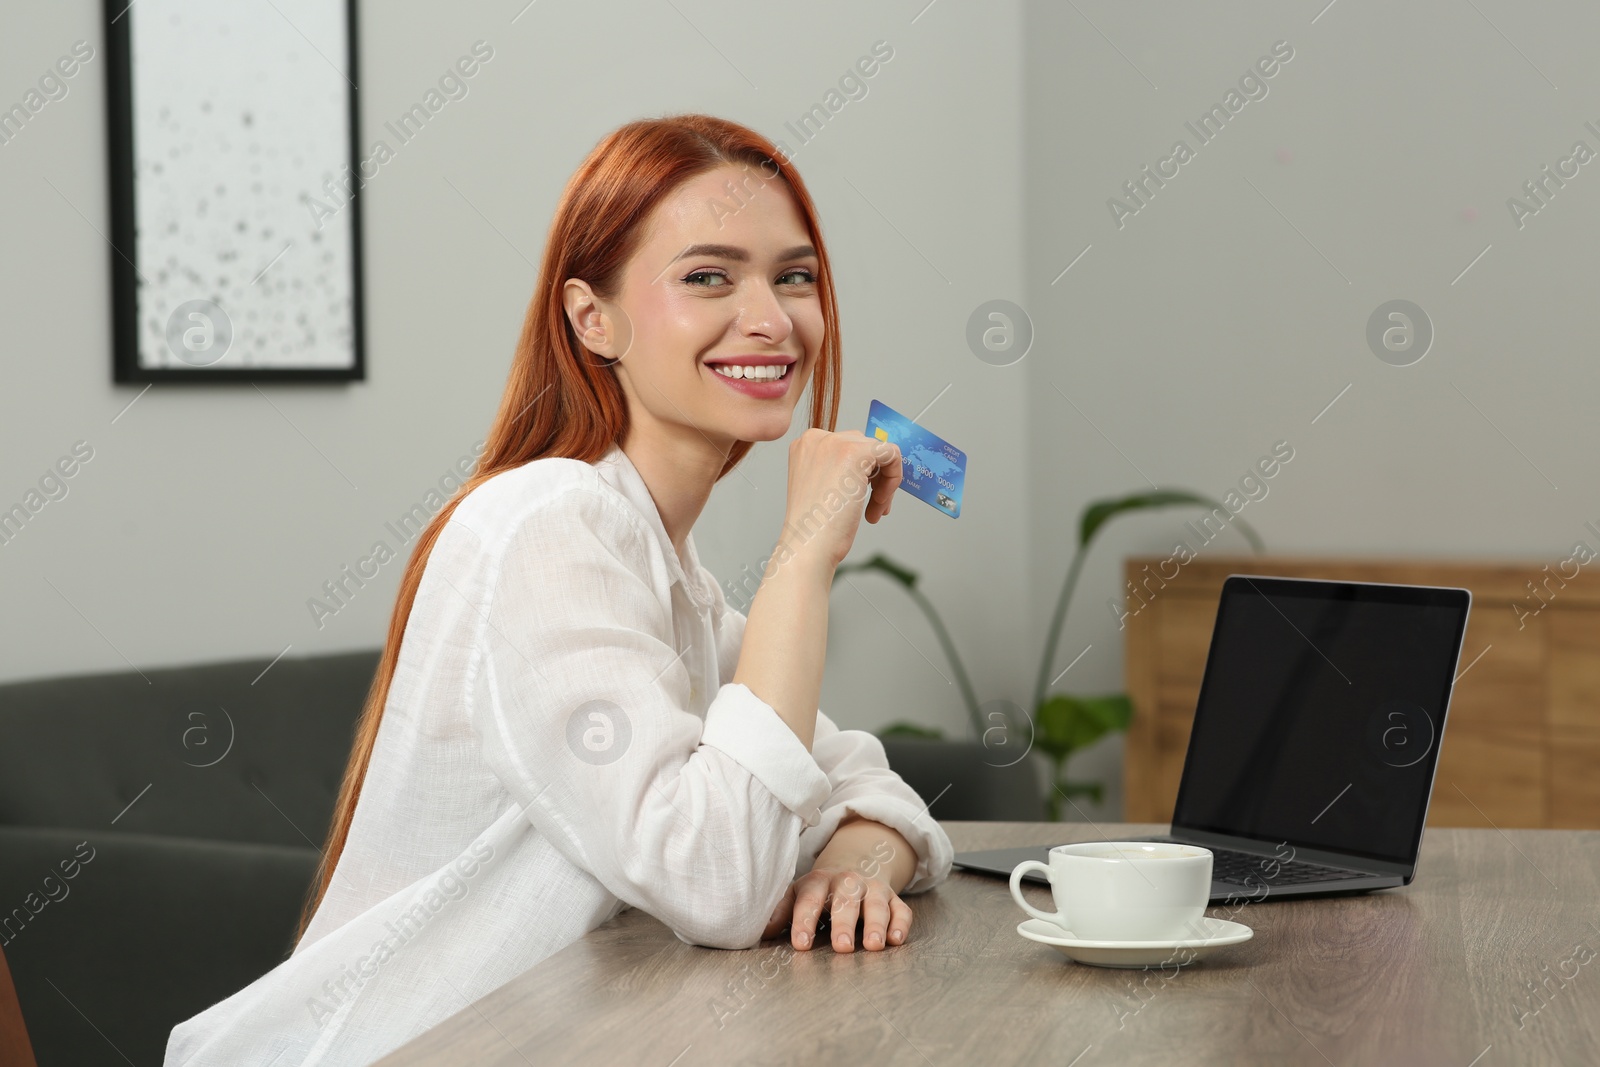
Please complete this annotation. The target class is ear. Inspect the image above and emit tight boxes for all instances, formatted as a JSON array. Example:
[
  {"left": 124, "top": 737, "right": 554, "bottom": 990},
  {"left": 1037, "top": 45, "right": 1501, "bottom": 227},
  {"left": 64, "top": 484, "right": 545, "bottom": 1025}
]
[{"left": 563, "top": 279, "right": 619, "bottom": 360}]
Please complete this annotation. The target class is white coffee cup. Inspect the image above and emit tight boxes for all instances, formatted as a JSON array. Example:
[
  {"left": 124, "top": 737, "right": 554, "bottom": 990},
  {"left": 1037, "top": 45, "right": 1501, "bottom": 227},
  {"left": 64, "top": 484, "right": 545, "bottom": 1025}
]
[{"left": 1010, "top": 841, "right": 1213, "bottom": 942}]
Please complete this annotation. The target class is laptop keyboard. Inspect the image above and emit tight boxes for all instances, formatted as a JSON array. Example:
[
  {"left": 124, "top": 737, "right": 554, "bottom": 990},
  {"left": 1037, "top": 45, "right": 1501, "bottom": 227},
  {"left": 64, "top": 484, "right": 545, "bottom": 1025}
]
[{"left": 1209, "top": 848, "right": 1365, "bottom": 887}]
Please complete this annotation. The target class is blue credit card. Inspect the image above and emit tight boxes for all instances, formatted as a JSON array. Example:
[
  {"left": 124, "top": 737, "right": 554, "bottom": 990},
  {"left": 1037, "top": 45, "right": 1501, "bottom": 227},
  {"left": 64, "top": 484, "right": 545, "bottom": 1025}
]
[{"left": 866, "top": 399, "right": 966, "bottom": 518}]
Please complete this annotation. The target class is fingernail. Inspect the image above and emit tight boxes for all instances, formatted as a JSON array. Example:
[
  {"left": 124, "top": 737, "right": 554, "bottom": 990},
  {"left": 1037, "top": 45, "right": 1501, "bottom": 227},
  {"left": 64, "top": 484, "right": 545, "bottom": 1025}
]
[
  {"left": 797, "top": 932, "right": 810, "bottom": 948},
  {"left": 891, "top": 928, "right": 903, "bottom": 942},
  {"left": 867, "top": 931, "right": 883, "bottom": 947},
  {"left": 837, "top": 934, "right": 851, "bottom": 950}
]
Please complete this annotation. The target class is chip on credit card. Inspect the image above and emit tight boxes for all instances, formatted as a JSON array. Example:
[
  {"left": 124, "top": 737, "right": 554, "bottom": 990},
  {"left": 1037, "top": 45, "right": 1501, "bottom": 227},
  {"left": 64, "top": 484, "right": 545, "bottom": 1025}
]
[{"left": 865, "top": 399, "right": 966, "bottom": 518}]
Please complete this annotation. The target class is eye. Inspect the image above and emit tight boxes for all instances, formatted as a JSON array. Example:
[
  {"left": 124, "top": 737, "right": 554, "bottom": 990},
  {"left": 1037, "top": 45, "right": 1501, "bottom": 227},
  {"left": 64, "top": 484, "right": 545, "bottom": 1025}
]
[
  {"left": 778, "top": 268, "right": 815, "bottom": 285},
  {"left": 683, "top": 269, "right": 730, "bottom": 287}
]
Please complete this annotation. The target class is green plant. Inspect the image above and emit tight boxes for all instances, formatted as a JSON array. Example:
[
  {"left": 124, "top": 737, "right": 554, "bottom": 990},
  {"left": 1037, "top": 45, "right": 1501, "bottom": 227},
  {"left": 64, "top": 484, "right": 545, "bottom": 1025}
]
[{"left": 833, "top": 488, "right": 1264, "bottom": 821}]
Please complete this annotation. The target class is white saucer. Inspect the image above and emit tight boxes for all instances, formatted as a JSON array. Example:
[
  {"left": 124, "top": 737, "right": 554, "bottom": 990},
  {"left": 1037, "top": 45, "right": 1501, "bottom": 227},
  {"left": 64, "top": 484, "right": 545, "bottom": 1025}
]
[{"left": 1017, "top": 916, "right": 1253, "bottom": 968}]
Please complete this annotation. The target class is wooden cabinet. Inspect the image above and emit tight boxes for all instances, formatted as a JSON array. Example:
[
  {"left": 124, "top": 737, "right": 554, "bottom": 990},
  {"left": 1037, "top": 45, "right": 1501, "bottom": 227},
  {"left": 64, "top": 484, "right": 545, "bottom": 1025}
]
[{"left": 1122, "top": 556, "right": 1600, "bottom": 828}]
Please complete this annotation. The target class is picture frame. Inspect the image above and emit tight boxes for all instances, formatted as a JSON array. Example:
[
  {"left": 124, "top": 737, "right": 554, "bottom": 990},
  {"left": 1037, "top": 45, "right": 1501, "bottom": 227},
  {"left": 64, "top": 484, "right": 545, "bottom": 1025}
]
[{"left": 104, "top": 0, "right": 365, "bottom": 383}]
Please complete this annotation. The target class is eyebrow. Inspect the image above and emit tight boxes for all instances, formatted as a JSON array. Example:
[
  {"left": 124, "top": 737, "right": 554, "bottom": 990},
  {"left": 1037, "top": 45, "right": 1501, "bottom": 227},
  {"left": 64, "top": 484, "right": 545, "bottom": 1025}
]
[{"left": 671, "top": 243, "right": 817, "bottom": 264}]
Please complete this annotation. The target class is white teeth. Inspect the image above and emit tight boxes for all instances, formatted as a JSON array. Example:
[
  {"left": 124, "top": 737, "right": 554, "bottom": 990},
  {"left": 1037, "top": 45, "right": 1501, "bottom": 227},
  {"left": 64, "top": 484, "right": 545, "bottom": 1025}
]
[{"left": 712, "top": 363, "right": 788, "bottom": 381}]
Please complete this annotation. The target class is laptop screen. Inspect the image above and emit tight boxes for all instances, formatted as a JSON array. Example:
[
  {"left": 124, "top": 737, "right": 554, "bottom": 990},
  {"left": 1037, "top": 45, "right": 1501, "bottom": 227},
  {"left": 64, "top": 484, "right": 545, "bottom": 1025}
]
[{"left": 1170, "top": 575, "right": 1471, "bottom": 867}]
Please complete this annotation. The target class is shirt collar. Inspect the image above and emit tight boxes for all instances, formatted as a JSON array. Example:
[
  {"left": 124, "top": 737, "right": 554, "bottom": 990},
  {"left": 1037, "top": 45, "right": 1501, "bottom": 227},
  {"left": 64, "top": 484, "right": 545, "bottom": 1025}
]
[{"left": 594, "top": 443, "right": 714, "bottom": 610}]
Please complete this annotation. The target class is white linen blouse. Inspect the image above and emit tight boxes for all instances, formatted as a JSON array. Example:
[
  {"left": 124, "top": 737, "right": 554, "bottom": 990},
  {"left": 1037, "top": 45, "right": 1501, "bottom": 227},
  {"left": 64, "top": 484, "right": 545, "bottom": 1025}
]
[{"left": 164, "top": 442, "right": 954, "bottom": 1066}]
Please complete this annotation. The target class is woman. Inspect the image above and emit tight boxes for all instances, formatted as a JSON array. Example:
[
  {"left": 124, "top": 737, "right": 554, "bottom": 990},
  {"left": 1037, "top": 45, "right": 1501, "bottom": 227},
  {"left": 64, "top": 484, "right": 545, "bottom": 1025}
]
[{"left": 165, "top": 113, "right": 954, "bottom": 1066}]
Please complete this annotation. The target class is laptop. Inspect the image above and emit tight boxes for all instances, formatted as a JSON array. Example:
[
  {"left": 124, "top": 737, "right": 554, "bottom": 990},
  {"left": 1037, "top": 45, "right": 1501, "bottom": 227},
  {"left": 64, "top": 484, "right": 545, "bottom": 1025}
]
[{"left": 954, "top": 574, "right": 1472, "bottom": 904}]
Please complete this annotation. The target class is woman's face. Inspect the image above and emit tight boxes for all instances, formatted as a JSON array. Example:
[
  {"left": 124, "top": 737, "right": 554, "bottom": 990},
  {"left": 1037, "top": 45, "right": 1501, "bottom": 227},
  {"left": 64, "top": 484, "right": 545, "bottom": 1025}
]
[{"left": 569, "top": 163, "right": 825, "bottom": 454}]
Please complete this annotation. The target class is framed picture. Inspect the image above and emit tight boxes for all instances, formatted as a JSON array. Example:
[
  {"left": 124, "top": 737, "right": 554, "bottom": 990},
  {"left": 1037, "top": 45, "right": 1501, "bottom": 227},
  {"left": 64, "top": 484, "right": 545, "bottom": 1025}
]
[{"left": 104, "top": 0, "right": 364, "bottom": 382}]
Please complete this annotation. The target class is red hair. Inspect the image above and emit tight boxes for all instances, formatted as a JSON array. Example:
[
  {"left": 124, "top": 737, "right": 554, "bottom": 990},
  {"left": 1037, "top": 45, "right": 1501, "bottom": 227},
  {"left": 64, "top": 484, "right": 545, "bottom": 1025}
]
[{"left": 294, "top": 114, "right": 843, "bottom": 945}]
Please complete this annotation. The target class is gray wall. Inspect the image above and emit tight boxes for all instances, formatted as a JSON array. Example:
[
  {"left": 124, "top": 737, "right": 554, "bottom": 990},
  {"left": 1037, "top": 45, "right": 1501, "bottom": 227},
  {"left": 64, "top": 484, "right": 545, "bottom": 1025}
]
[{"left": 5, "top": 0, "right": 1595, "bottom": 819}]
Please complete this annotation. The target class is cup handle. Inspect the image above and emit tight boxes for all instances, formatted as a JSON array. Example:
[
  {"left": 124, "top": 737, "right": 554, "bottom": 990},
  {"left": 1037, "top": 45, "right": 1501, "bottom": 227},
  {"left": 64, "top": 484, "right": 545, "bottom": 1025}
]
[{"left": 1009, "top": 860, "right": 1063, "bottom": 925}]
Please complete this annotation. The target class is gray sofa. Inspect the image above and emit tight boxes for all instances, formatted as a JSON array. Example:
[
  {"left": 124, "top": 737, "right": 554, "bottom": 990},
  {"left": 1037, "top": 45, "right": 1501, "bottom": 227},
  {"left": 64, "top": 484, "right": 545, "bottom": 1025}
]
[{"left": 0, "top": 650, "right": 380, "bottom": 1066}]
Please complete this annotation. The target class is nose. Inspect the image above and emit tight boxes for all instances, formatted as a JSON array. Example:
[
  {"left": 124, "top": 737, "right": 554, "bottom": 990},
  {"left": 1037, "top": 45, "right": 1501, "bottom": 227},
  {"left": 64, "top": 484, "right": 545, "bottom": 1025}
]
[{"left": 736, "top": 279, "right": 794, "bottom": 345}]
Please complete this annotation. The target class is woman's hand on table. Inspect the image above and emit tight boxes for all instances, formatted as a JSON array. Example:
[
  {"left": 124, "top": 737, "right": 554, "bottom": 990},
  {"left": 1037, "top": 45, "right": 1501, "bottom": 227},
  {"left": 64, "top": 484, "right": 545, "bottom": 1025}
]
[
  {"left": 761, "top": 865, "right": 913, "bottom": 952},
  {"left": 761, "top": 816, "right": 919, "bottom": 952}
]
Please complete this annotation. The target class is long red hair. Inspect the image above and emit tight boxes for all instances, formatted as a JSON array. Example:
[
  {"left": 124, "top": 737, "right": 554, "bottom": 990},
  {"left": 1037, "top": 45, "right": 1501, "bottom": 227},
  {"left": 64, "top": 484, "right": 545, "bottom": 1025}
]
[{"left": 293, "top": 114, "right": 843, "bottom": 945}]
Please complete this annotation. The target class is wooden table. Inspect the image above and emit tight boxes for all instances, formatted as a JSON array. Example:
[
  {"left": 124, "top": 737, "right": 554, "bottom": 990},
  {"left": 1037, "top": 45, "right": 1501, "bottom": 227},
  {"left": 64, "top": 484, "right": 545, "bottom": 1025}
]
[{"left": 377, "top": 821, "right": 1600, "bottom": 1066}]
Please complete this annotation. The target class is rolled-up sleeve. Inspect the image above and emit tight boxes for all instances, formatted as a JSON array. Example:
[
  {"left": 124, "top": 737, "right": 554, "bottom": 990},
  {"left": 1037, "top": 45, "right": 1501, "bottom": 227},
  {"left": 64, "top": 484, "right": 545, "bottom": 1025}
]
[
  {"left": 794, "top": 711, "right": 955, "bottom": 895},
  {"left": 459, "top": 487, "right": 832, "bottom": 950},
  {"left": 705, "top": 574, "right": 954, "bottom": 897}
]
